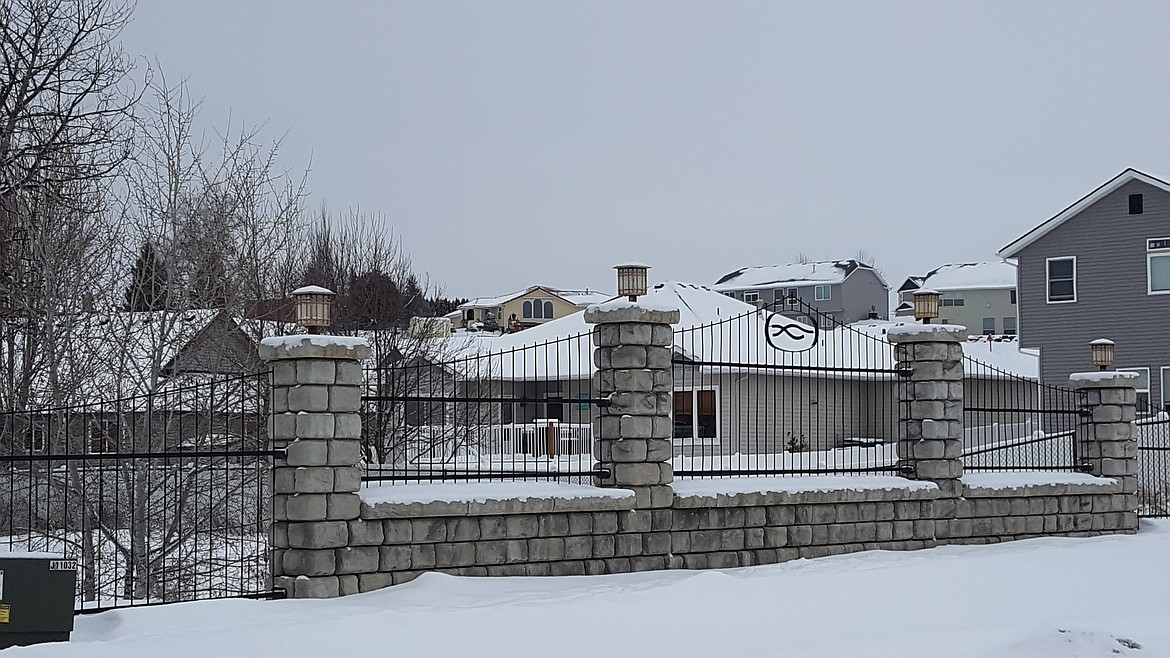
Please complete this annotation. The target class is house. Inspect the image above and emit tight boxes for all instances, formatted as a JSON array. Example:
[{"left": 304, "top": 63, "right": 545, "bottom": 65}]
[
  {"left": 998, "top": 167, "right": 1170, "bottom": 413},
  {"left": 370, "top": 282, "right": 1038, "bottom": 463},
  {"left": 456, "top": 286, "right": 610, "bottom": 332},
  {"left": 895, "top": 262, "right": 1018, "bottom": 335},
  {"left": 3, "top": 310, "right": 265, "bottom": 456},
  {"left": 712, "top": 259, "right": 889, "bottom": 326}
]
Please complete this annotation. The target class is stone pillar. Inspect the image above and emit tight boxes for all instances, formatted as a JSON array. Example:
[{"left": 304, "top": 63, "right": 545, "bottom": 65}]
[
  {"left": 1070, "top": 371, "right": 1139, "bottom": 523},
  {"left": 585, "top": 301, "right": 680, "bottom": 509},
  {"left": 259, "top": 335, "right": 372, "bottom": 598},
  {"left": 888, "top": 325, "right": 967, "bottom": 499}
]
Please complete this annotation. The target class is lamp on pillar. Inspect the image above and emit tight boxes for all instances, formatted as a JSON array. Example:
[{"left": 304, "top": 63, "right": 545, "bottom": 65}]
[
  {"left": 291, "top": 285, "right": 335, "bottom": 334},
  {"left": 912, "top": 288, "right": 940, "bottom": 324},
  {"left": 615, "top": 263, "right": 650, "bottom": 302},
  {"left": 1090, "top": 338, "right": 1115, "bottom": 371}
]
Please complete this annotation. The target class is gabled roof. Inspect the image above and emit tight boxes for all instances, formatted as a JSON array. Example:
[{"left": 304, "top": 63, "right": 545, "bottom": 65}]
[
  {"left": 713, "top": 259, "right": 889, "bottom": 291},
  {"left": 916, "top": 262, "right": 1016, "bottom": 292},
  {"left": 458, "top": 285, "right": 609, "bottom": 310},
  {"left": 998, "top": 168, "right": 1170, "bottom": 258}
]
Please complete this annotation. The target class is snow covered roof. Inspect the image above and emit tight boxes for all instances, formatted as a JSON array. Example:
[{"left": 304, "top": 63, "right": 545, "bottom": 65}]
[
  {"left": 20, "top": 309, "right": 264, "bottom": 411},
  {"left": 713, "top": 259, "right": 887, "bottom": 290},
  {"left": 417, "top": 283, "right": 1037, "bottom": 382},
  {"left": 998, "top": 168, "right": 1170, "bottom": 258},
  {"left": 916, "top": 262, "right": 1017, "bottom": 292},
  {"left": 458, "top": 286, "right": 611, "bottom": 310}
]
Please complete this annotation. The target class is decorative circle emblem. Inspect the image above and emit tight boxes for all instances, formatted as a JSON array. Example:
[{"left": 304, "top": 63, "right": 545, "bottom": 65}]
[{"left": 765, "top": 313, "right": 819, "bottom": 352}]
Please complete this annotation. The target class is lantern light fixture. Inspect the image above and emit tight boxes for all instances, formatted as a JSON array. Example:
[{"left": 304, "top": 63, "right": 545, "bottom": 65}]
[
  {"left": 291, "top": 285, "right": 336, "bottom": 334},
  {"left": 615, "top": 263, "right": 650, "bottom": 302},
  {"left": 912, "top": 288, "right": 941, "bottom": 324},
  {"left": 1090, "top": 338, "right": 1115, "bottom": 371}
]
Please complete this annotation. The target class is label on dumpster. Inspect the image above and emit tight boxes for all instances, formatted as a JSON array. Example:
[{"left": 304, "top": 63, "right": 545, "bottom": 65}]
[
  {"left": 0, "top": 604, "right": 9, "bottom": 623},
  {"left": 49, "top": 560, "right": 77, "bottom": 571}
]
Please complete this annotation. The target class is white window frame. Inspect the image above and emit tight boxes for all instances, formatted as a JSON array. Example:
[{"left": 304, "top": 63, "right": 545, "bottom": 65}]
[
  {"left": 1046, "top": 256, "right": 1077, "bottom": 304},
  {"left": 672, "top": 387, "right": 721, "bottom": 444},
  {"left": 26, "top": 425, "right": 46, "bottom": 453},
  {"left": 722, "top": 291, "right": 736, "bottom": 298},
  {"left": 819, "top": 314, "right": 835, "bottom": 329},
  {"left": 786, "top": 288, "right": 799, "bottom": 305},
  {"left": 1119, "top": 367, "right": 1150, "bottom": 413},
  {"left": 743, "top": 291, "right": 760, "bottom": 303},
  {"left": 814, "top": 285, "right": 831, "bottom": 301},
  {"left": 1162, "top": 366, "right": 1170, "bottom": 412},
  {"left": 1147, "top": 238, "right": 1170, "bottom": 295}
]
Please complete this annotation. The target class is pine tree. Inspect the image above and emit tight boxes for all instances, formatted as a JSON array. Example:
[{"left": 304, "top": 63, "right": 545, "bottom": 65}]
[{"left": 124, "top": 241, "right": 171, "bottom": 311}]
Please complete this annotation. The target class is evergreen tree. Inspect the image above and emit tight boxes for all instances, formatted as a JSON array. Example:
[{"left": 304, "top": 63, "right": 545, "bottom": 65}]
[{"left": 124, "top": 241, "right": 171, "bottom": 311}]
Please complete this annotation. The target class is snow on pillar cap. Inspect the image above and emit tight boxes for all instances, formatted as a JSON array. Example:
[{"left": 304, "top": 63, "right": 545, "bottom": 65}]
[
  {"left": 1069, "top": 370, "right": 1140, "bottom": 389},
  {"left": 259, "top": 335, "right": 372, "bottom": 361},
  {"left": 886, "top": 322, "right": 968, "bottom": 343},
  {"left": 584, "top": 297, "right": 679, "bottom": 325}
]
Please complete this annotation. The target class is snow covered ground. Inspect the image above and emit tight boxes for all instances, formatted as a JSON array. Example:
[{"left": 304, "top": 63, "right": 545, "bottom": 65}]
[{"left": 19, "top": 521, "right": 1170, "bottom": 658}]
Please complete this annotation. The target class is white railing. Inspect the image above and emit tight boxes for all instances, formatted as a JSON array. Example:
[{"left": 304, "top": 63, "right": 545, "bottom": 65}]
[{"left": 473, "top": 421, "right": 593, "bottom": 458}]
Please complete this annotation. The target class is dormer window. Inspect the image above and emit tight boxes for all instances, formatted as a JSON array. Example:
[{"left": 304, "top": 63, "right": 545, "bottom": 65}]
[{"left": 1129, "top": 193, "right": 1144, "bottom": 215}]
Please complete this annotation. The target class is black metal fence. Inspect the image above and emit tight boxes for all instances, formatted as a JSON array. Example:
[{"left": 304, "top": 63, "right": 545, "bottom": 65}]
[
  {"left": 360, "top": 330, "right": 609, "bottom": 485},
  {"left": 672, "top": 298, "right": 907, "bottom": 478},
  {"left": 1137, "top": 415, "right": 1170, "bottom": 517},
  {"left": 961, "top": 355, "right": 1089, "bottom": 472},
  {"left": 0, "top": 370, "right": 281, "bottom": 612}
]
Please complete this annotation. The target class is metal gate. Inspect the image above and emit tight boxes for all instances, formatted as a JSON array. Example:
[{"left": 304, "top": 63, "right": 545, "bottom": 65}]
[
  {"left": 961, "top": 355, "right": 1091, "bottom": 472},
  {"left": 1, "top": 370, "right": 283, "bottom": 612},
  {"left": 1137, "top": 416, "right": 1170, "bottom": 517},
  {"left": 671, "top": 297, "right": 909, "bottom": 478}
]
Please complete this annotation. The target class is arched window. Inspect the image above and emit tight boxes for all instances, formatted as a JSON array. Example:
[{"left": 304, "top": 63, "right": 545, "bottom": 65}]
[
  {"left": 543, "top": 301, "right": 553, "bottom": 319},
  {"left": 532, "top": 299, "right": 544, "bottom": 319},
  {"left": 522, "top": 301, "right": 533, "bottom": 318}
]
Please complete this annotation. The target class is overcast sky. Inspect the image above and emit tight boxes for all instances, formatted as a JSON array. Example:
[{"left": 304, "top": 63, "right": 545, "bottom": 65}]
[{"left": 121, "top": 1, "right": 1170, "bottom": 300}]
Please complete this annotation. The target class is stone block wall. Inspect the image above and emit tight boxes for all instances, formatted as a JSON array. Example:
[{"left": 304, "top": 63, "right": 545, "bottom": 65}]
[
  {"left": 943, "top": 478, "right": 1137, "bottom": 543},
  {"left": 325, "top": 475, "right": 1132, "bottom": 594}
]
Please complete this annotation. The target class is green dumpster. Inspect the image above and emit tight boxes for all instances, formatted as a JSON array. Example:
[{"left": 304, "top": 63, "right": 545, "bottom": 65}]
[{"left": 0, "top": 553, "right": 76, "bottom": 649}]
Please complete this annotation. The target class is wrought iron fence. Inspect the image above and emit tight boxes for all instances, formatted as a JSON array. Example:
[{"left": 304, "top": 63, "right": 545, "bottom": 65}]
[
  {"left": 1137, "top": 414, "right": 1170, "bottom": 517},
  {"left": 360, "top": 330, "right": 610, "bottom": 485},
  {"left": 0, "top": 370, "right": 281, "bottom": 612},
  {"left": 961, "top": 356, "right": 1089, "bottom": 472},
  {"left": 671, "top": 298, "right": 907, "bottom": 478}
]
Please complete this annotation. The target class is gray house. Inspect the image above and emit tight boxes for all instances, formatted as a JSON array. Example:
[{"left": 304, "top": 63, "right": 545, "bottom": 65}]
[
  {"left": 712, "top": 259, "right": 889, "bottom": 326},
  {"left": 895, "top": 262, "right": 1018, "bottom": 335},
  {"left": 998, "top": 168, "right": 1170, "bottom": 412}
]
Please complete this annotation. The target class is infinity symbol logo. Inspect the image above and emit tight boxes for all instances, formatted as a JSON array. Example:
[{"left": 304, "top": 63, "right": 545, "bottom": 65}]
[{"left": 765, "top": 313, "right": 819, "bottom": 352}]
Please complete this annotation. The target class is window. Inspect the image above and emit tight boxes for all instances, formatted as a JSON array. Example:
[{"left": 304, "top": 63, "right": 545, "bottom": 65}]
[
  {"left": 773, "top": 289, "right": 787, "bottom": 303},
  {"left": 522, "top": 301, "right": 533, "bottom": 318},
  {"left": 1046, "top": 257, "right": 1077, "bottom": 303},
  {"left": 543, "top": 301, "right": 553, "bottom": 318},
  {"left": 787, "top": 288, "right": 799, "bottom": 305},
  {"left": 1162, "top": 367, "right": 1170, "bottom": 412},
  {"left": 819, "top": 314, "right": 835, "bottom": 329},
  {"left": 1010, "top": 289, "right": 1017, "bottom": 305},
  {"left": 88, "top": 420, "right": 117, "bottom": 454},
  {"left": 1003, "top": 316, "right": 1017, "bottom": 335},
  {"left": 1119, "top": 367, "right": 1150, "bottom": 412},
  {"left": 941, "top": 293, "right": 965, "bottom": 307},
  {"left": 1130, "top": 193, "right": 1144, "bottom": 215},
  {"left": 1148, "top": 238, "right": 1170, "bottom": 294},
  {"left": 743, "top": 291, "right": 759, "bottom": 303},
  {"left": 982, "top": 317, "right": 995, "bottom": 335},
  {"left": 25, "top": 426, "right": 45, "bottom": 453},
  {"left": 673, "top": 389, "right": 718, "bottom": 440},
  {"left": 814, "top": 285, "right": 830, "bottom": 301},
  {"left": 722, "top": 292, "right": 736, "bottom": 298},
  {"left": 795, "top": 315, "right": 810, "bottom": 325}
]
